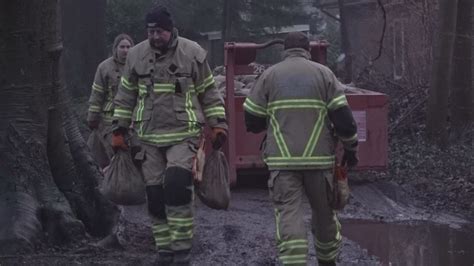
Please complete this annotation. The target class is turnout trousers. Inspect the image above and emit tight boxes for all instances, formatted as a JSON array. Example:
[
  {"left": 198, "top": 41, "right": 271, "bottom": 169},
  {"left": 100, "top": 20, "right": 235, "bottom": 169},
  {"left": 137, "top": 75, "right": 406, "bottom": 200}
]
[
  {"left": 140, "top": 138, "right": 198, "bottom": 256},
  {"left": 268, "top": 170, "right": 342, "bottom": 265}
]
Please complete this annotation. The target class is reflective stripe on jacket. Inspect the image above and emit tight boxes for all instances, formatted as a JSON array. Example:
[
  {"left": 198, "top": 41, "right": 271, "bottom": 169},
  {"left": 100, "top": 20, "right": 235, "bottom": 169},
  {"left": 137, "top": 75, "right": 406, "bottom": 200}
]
[{"left": 244, "top": 48, "right": 357, "bottom": 170}]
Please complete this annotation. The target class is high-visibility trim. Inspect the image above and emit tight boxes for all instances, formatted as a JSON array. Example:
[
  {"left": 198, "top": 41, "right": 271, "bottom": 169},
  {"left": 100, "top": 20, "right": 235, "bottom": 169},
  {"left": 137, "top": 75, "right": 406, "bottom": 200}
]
[
  {"left": 138, "top": 85, "right": 147, "bottom": 96},
  {"left": 278, "top": 239, "right": 308, "bottom": 250},
  {"left": 315, "top": 215, "right": 341, "bottom": 261},
  {"left": 203, "top": 105, "right": 226, "bottom": 118},
  {"left": 135, "top": 96, "right": 146, "bottom": 122},
  {"left": 88, "top": 105, "right": 101, "bottom": 113},
  {"left": 152, "top": 224, "right": 171, "bottom": 247},
  {"left": 315, "top": 237, "right": 342, "bottom": 250},
  {"left": 327, "top": 94, "right": 348, "bottom": 110},
  {"left": 114, "top": 107, "right": 133, "bottom": 119},
  {"left": 302, "top": 109, "right": 327, "bottom": 157},
  {"left": 268, "top": 99, "right": 326, "bottom": 110},
  {"left": 185, "top": 91, "right": 198, "bottom": 132},
  {"left": 243, "top": 98, "right": 267, "bottom": 117},
  {"left": 316, "top": 215, "right": 341, "bottom": 249},
  {"left": 275, "top": 209, "right": 282, "bottom": 242},
  {"left": 316, "top": 246, "right": 341, "bottom": 261},
  {"left": 167, "top": 217, "right": 194, "bottom": 223},
  {"left": 340, "top": 133, "right": 358, "bottom": 142},
  {"left": 92, "top": 83, "right": 104, "bottom": 93},
  {"left": 195, "top": 74, "right": 215, "bottom": 93},
  {"left": 103, "top": 116, "right": 113, "bottom": 123},
  {"left": 155, "top": 237, "right": 172, "bottom": 246},
  {"left": 171, "top": 230, "right": 193, "bottom": 237},
  {"left": 121, "top": 77, "right": 137, "bottom": 91},
  {"left": 265, "top": 98, "right": 330, "bottom": 162},
  {"left": 280, "top": 260, "right": 307, "bottom": 265},
  {"left": 103, "top": 101, "right": 113, "bottom": 111},
  {"left": 153, "top": 227, "right": 170, "bottom": 234},
  {"left": 264, "top": 156, "right": 335, "bottom": 167},
  {"left": 269, "top": 112, "right": 291, "bottom": 157},
  {"left": 279, "top": 254, "right": 307, "bottom": 262},
  {"left": 139, "top": 129, "right": 201, "bottom": 145},
  {"left": 154, "top": 83, "right": 175, "bottom": 93}
]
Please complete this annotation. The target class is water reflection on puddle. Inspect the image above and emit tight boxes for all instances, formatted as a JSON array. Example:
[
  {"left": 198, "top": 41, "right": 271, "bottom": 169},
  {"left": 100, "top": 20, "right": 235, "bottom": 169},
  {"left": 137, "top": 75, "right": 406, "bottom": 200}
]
[{"left": 341, "top": 219, "right": 474, "bottom": 266}]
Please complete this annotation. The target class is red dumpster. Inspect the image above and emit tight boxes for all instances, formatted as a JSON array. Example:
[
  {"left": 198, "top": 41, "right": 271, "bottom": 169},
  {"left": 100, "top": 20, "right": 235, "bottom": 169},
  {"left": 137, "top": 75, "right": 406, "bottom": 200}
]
[{"left": 221, "top": 41, "right": 388, "bottom": 185}]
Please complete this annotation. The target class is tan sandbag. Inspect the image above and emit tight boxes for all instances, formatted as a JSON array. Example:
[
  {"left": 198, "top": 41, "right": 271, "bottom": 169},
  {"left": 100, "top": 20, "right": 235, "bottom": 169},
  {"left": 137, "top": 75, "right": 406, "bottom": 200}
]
[
  {"left": 196, "top": 150, "right": 230, "bottom": 210},
  {"left": 330, "top": 165, "right": 350, "bottom": 210},
  {"left": 101, "top": 150, "right": 146, "bottom": 205},
  {"left": 87, "top": 129, "right": 110, "bottom": 168}
]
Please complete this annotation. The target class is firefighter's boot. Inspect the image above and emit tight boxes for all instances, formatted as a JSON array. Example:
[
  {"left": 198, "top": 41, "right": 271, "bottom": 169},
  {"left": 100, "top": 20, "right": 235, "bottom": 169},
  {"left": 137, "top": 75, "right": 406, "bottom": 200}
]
[
  {"left": 155, "top": 251, "right": 174, "bottom": 266},
  {"left": 172, "top": 249, "right": 191, "bottom": 265},
  {"left": 318, "top": 259, "right": 336, "bottom": 266}
]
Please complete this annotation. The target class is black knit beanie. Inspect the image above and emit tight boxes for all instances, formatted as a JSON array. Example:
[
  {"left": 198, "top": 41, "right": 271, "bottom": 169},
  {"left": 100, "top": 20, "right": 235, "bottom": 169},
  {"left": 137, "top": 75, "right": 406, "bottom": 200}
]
[{"left": 145, "top": 6, "right": 173, "bottom": 31}]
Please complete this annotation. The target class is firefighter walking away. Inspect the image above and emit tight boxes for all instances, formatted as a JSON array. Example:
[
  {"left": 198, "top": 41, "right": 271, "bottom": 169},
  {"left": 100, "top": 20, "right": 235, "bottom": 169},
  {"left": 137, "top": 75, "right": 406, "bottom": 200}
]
[{"left": 244, "top": 32, "right": 359, "bottom": 266}]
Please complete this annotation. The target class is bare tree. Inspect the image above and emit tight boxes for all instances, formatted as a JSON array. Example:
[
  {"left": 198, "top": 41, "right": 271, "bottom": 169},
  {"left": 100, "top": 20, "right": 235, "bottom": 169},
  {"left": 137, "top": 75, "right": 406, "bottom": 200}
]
[
  {"left": 337, "top": 0, "right": 353, "bottom": 83},
  {"left": 450, "top": 0, "right": 473, "bottom": 139},
  {"left": 0, "top": 0, "right": 117, "bottom": 254},
  {"left": 426, "top": 0, "right": 458, "bottom": 147},
  {"left": 222, "top": 0, "right": 234, "bottom": 41}
]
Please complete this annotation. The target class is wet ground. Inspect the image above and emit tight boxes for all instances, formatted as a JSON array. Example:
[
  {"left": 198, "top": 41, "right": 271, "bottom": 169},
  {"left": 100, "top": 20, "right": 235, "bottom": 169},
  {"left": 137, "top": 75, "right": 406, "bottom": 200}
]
[{"left": 1, "top": 180, "right": 473, "bottom": 266}]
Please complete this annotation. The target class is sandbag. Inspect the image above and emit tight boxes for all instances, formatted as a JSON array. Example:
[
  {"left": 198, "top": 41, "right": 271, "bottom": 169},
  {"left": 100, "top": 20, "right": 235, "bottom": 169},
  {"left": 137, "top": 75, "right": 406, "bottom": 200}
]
[
  {"left": 330, "top": 165, "right": 350, "bottom": 210},
  {"left": 101, "top": 150, "right": 146, "bottom": 205},
  {"left": 196, "top": 150, "right": 230, "bottom": 210},
  {"left": 87, "top": 129, "right": 110, "bottom": 168}
]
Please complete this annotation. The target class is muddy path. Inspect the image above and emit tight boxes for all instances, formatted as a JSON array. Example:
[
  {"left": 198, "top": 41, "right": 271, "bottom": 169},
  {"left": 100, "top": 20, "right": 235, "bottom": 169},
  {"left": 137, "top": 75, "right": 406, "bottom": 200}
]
[{"left": 1, "top": 181, "right": 473, "bottom": 266}]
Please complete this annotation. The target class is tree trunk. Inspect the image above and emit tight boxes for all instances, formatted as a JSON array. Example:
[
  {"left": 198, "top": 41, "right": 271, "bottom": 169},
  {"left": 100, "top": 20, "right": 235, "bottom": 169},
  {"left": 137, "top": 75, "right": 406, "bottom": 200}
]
[
  {"left": 337, "top": 0, "right": 353, "bottom": 83},
  {"left": 450, "top": 0, "right": 473, "bottom": 139},
  {"left": 222, "top": 0, "right": 234, "bottom": 42},
  {"left": 426, "top": 0, "right": 458, "bottom": 147},
  {"left": 60, "top": 0, "right": 107, "bottom": 97},
  {"left": 0, "top": 0, "right": 117, "bottom": 254}
]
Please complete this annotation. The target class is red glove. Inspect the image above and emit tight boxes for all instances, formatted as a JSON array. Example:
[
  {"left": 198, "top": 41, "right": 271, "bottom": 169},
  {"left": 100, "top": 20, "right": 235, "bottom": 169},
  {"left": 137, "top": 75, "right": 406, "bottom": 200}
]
[
  {"left": 211, "top": 127, "right": 227, "bottom": 150},
  {"left": 111, "top": 132, "right": 128, "bottom": 151},
  {"left": 88, "top": 120, "right": 99, "bottom": 130}
]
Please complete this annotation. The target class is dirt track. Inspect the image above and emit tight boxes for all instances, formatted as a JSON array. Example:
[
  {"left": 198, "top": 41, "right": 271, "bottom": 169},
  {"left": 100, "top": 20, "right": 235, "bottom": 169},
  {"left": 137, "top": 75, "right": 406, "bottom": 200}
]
[{"left": 1, "top": 180, "right": 472, "bottom": 266}]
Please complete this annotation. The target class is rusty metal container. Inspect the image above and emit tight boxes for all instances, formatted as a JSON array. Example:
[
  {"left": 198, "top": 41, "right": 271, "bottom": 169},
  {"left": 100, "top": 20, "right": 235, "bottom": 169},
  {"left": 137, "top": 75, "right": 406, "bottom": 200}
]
[{"left": 221, "top": 41, "right": 388, "bottom": 185}]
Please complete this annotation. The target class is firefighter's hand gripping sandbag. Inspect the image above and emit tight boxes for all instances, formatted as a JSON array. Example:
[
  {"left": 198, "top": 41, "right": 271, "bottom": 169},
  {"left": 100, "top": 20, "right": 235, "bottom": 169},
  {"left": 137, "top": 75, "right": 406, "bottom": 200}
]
[
  {"left": 194, "top": 142, "right": 231, "bottom": 210},
  {"left": 101, "top": 149, "right": 146, "bottom": 205}
]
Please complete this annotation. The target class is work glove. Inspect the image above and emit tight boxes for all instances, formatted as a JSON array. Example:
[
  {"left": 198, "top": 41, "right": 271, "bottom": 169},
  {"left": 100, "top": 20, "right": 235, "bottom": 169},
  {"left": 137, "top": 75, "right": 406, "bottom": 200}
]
[
  {"left": 111, "top": 127, "right": 128, "bottom": 151},
  {"left": 341, "top": 149, "right": 358, "bottom": 169},
  {"left": 211, "top": 127, "right": 227, "bottom": 150},
  {"left": 88, "top": 120, "right": 100, "bottom": 130}
]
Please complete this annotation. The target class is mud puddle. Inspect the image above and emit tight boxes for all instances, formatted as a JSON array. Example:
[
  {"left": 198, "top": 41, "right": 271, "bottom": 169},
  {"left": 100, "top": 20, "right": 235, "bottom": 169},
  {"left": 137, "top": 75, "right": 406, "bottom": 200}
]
[{"left": 341, "top": 219, "right": 474, "bottom": 266}]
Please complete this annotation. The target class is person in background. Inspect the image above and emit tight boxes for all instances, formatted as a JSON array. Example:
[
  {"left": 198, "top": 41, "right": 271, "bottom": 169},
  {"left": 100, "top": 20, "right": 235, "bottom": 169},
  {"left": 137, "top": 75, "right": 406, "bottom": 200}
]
[{"left": 87, "top": 33, "right": 134, "bottom": 166}]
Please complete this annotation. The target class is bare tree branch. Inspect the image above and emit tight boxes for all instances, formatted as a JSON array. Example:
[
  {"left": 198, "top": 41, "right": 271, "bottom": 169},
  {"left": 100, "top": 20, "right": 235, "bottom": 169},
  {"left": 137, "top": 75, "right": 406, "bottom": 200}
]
[
  {"left": 319, "top": 8, "right": 340, "bottom": 22},
  {"left": 371, "top": 0, "right": 386, "bottom": 62}
]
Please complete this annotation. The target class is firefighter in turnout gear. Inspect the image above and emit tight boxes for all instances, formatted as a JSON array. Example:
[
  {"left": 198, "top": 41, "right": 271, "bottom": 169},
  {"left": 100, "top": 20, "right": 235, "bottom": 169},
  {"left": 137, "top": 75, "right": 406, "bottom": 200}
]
[
  {"left": 244, "top": 32, "right": 358, "bottom": 266},
  {"left": 87, "top": 33, "right": 134, "bottom": 161},
  {"left": 112, "top": 6, "right": 227, "bottom": 265}
]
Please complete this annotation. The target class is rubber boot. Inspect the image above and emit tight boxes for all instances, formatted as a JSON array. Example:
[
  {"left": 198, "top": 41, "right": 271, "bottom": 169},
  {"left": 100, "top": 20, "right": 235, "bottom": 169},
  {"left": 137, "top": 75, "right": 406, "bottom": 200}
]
[
  {"left": 172, "top": 250, "right": 191, "bottom": 266},
  {"left": 318, "top": 259, "right": 336, "bottom": 266},
  {"left": 156, "top": 251, "right": 173, "bottom": 266}
]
